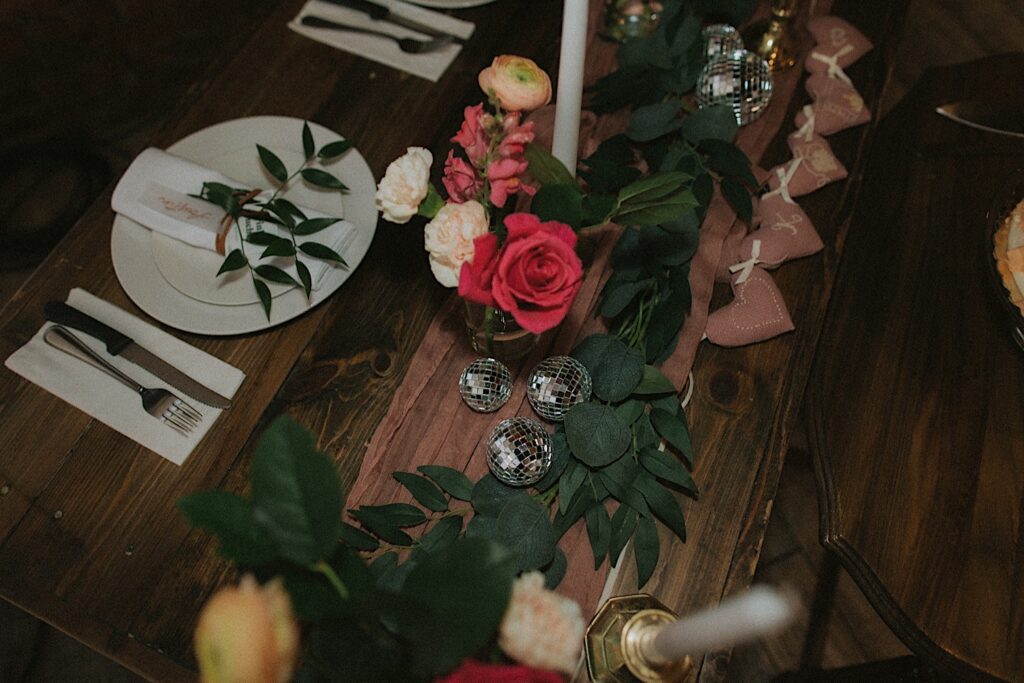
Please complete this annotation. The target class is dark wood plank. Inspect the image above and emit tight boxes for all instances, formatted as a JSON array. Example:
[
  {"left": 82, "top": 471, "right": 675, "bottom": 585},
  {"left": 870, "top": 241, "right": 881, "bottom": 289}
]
[{"left": 808, "top": 55, "right": 1024, "bottom": 682}]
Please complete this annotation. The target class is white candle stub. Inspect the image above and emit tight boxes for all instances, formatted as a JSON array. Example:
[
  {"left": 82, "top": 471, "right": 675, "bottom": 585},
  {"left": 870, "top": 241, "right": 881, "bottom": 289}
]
[
  {"left": 552, "top": 0, "right": 588, "bottom": 173},
  {"left": 651, "top": 586, "right": 799, "bottom": 661}
]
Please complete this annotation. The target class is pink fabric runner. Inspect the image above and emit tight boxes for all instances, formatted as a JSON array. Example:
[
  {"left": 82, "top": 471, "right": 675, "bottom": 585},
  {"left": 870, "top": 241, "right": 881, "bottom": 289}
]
[{"left": 347, "top": 0, "right": 829, "bottom": 612}]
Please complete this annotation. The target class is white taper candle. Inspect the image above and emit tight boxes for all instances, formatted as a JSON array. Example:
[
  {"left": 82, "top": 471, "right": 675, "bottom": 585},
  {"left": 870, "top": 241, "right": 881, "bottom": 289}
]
[
  {"left": 552, "top": 0, "right": 589, "bottom": 173},
  {"left": 648, "top": 586, "right": 799, "bottom": 662}
]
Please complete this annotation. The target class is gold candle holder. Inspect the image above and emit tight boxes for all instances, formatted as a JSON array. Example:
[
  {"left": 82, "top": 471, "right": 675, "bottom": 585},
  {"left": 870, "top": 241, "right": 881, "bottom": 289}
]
[
  {"left": 585, "top": 594, "right": 696, "bottom": 682},
  {"left": 747, "top": 0, "right": 801, "bottom": 72}
]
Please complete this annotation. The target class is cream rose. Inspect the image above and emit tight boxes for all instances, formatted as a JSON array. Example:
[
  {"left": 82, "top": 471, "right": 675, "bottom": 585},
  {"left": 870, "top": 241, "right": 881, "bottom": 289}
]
[
  {"left": 375, "top": 146, "right": 433, "bottom": 223},
  {"left": 478, "top": 56, "right": 553, "bottom": 113},
  {"left": 497, "top": 571, "right": 585, "bottom": 674},
  {"left": 194, "top": 575, "right": 299, "bottom": 683},
  {"left": 423, "top": 200, "right": 488, "bottom": 287}
]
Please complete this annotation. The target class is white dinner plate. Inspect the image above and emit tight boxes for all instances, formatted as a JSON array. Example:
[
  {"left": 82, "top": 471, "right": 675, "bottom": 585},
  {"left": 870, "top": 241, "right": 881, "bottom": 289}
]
[
  {"left": 110, "top": 116, "right": 378, "bottom": 335},
  {"left": 403, "top": 0, "right": 498, "bottom": 8}
]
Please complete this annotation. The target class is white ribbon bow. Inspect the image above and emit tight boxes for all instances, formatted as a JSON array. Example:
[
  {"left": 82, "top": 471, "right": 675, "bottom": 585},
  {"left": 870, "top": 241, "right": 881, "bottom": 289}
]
[
  {"left": 810, "top": 44, "right": 854, "bottom": 85},
  {"left": 794, "top": 105, "right": 816, "bottom": 141},
  {"left": 762, "top": 158, "right": 802, "bottom": 205},
  {"left": 729, "top": 239, "right": 763, "bottom": 284}
]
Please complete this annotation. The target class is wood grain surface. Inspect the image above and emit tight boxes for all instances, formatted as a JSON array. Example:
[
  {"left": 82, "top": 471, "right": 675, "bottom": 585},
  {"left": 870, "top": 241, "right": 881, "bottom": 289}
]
[
  {"left": 808, "top": 55, "right": 1024, "bottom": 682},
  {"left": 0, "top": 0, "right": 910, "bottom": 681}
]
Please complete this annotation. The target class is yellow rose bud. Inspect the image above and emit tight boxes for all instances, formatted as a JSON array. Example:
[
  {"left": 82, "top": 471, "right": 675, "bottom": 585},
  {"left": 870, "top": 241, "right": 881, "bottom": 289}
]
[
  {"left": 478, "top": 55, "right": 553, "bottom": 113},
  {"left": 194, "top": 576, "right": 299, "bottom": 683}
]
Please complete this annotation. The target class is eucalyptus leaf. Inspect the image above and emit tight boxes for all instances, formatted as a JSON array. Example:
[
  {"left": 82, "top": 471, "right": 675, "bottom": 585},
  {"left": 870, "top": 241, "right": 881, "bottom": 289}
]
[
  {"left": 351, "top": 503, "right": 426, "bottom": 527},
  {"left": 531, "top": 183, "right": 583, "bottom": 229},
  {"left": 597, "top": 451, "right": 639, "bottom": 500},
  {"left": 535, "top": 430, "right": 570, "bottom": 493},
  {"left": 722, "top": 175, "right": 753, "bottom": 223},
  {"left": 644, "top": 290, "right": 689, "bottom": 364},
  {"left": 318, "top": 139, "right": 354, "bottom": 159},
  {"left": 564, "top": 402, "right": 631, "bottom": 467},
  {"left": 617, "top": 171, "right": 690, "bottom": 205},
  {"left": 558, "top": 460, "right": 588, "bottom": 514},
  {"left": 585, "top": 502, "right": 611, "bottom": 568},
  {"left": 650, "top": 407, "right": 695, "bottom": 466},
  {"left": 608, "top": 503, "right": 638, "bottom": 566},
  {"left": 614, "top": 191, "right": 698, "bottom": 226},
  {"left": 255, "top": 264, "right": 299, "bottom": 286},
  {"left": 465, "top": 514, "right": 497, "bottom": 540},
  {"left": 572, "top": 334, "right": 644, "bottom": 402},
  {"left": 543, "top": 548, "right": 568, "bottom": 589},
  {"left": 633, "top": 365, "right": 677, "bottom": 395},
  {"left": 412, "top": 515, "right": 462, "bottom": 560},
  {"left": 257, "top": 144, "right": 289, "bottom": 183},
  {"left": 634, "top": 513, "right": 660, "bottom": 587},
  {"left": 553, "top": 485, "right": 595, "bottom": 538},
  {"left": 249, "top": 415, "right": 343, "bottom": 565},
  {"left": 497, "top": 496, "right": 556, "bottom": 571},
  {"left": 639, "top": 447, "right": 698, "bottom": 495},
  {"left": 601, "top": 278, "right": 652, "bottom": 319},
  {"left": 217, "top": 249, "right": 248, "bottom": 276},
  {"left": 701, "top": 139, "right": 757, "bottom": 186},
  {"left": 393, "top": 472, "right": 448, "bottom": 512},
  {"left": 292, "top": 217, "right": 340, "bottom": 236},
  {"left": 471, "top": 474, "right": 529, "bottom": 517},
  {"left": 639, "top": 223, "right": 699, "bottom": 266},
  {"left": 679, "top": 104, "right": 738, "bottom": 144},
  {"left": 524, "top": 142, "right": 576, "bottom": 185},
  {"left": 302, "top": 122, "right": 315, "bottom": 160},
  {"left": 301, "top": 168, "right": 348, "bottom": 191},
  {"left": 626, "top": 101, "right": 683, "bottom": 142},
  {"left": 178, "top": 491, "right": 277, "bottom": 565},
  {"left": 299, "top": 242, "right": 347, "bottom": 265},
  {"left": 349, "top": 508, "right": 415, "bottom": 547},
  {"left": 417, "top": 465, "right": 473, "bottom": 501},
  {"left": 633, "top": 472, "right": 687, "bottom": 542},
  {"left": 614, "top": 399, "right": 645, "bottom": 426},
  {"left": 338, "top": 521, "right": 379, "bottom": 551}
]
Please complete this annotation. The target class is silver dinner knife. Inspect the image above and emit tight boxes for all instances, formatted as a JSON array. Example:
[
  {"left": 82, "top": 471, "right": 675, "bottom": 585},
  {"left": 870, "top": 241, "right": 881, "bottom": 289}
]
[
  {"left": 318, "top": 0, "right": 465, "bottom": 43},
  {"left": 935, "top": 100, "right": 1024, "bottom": 139},
  {"left": 44, "top": 301, "right": 233, "bottom": 409}
]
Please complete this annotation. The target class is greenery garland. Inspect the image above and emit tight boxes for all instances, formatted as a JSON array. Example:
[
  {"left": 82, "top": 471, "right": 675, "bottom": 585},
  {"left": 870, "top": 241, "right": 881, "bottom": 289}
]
[{"left": 179, "top": 0, "right": 760, "bottom": 678}]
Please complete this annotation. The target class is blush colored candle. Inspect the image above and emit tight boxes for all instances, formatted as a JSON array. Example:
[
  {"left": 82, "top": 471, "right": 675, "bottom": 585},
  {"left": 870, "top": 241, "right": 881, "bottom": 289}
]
[{"left": 552, "top": 0, "right": 588, "bottom": 174}]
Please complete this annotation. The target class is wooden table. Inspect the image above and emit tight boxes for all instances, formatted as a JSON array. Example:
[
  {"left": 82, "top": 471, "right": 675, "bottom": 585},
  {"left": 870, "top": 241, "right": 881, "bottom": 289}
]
[
  {"left": 0, "top": 0, "right": 905, "bottom": 680},
  {"left": 807, "top": 54, "right": 1024, "bottom": 682}
]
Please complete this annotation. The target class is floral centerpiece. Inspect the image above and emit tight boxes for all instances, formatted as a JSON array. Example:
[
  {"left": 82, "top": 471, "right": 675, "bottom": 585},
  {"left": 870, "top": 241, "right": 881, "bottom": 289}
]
[{"left": 377, "top": 56, "right": 585, "bottom": 359}]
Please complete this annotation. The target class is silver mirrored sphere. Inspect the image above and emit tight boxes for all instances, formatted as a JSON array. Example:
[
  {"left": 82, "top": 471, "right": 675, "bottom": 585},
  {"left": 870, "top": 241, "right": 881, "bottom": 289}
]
[
  {"left": 696, "top": 49, "right": 773, "bottom": 126},
  {"left": 486, "top": 417, "right": 552, "bottom": 487},
  {"left": 527, "top": 356, "right": 593, "bottom": 422},
  {"left": 459, "top": 358, "right": 512, "bottom": 413},
  {"left": 702, "top": 24, "right": 744, "bottom": 61}
]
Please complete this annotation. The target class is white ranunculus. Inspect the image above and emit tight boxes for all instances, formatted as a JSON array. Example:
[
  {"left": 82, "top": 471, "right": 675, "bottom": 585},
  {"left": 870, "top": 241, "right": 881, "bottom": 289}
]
[
  {"left": 498, "top": 571, "right": 585, "bottom": 674},
  {"left": 375, "top": 147, "right": 433, "bottom": 224},
  {"left": 423, "top": 200, "right": 488, "bottom": 287}
]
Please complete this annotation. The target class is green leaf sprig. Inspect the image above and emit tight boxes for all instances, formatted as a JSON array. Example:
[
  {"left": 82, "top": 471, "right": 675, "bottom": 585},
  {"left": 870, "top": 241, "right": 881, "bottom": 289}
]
[{"left": 196, "top": 122, "right": 353, "bottom": 319}]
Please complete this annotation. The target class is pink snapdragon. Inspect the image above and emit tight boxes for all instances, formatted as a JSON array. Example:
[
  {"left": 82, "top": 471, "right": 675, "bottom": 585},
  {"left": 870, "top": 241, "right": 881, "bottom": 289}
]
[
  {"left": 451, "top": 104, "right": 492, "bottom": 165},
  {"left": 443, "top": 151, "right": 484, "bottom": 204}
]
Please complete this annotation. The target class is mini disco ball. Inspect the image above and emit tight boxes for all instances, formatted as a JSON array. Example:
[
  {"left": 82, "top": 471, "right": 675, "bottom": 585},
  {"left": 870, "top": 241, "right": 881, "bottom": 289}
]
[
  {"left": 526, "top": 356, "right": 593, "bottom": 422},
  {"left": 459, "top": 358, "right": 513, "bottom": 413},
  {"left": 696, "top": 49, "right": 773, "bottom": 126},
  {"left": 486, "top": 417, "right": 553, "bottom": 487}
]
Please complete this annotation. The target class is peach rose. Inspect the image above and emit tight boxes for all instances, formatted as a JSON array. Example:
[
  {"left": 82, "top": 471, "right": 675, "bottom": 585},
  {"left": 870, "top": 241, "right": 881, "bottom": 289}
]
[
  {"left": 424, "top": 200, "right": 489, "bottom": 287},
  {"left": 498, "top": 572, "right": 585, "bottom": 674},
  {"left": 478, "top": 56, "right": 552, "bottom": 113},
  {"left": 194, "top": 576, "right": 299, "bottom": 683},
  {"left": 376, "top": 146, "right": 433, "bottom": 223}
]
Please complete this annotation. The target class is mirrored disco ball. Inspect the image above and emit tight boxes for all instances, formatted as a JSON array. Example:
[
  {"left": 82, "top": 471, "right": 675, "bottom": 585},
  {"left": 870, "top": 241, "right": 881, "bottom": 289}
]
[
  {"left": 527, "top": 356, "right": 593, "bottom": 422},
  {"left": 459, "top": 358, "right": 512, "bottom": 413},
  {"left": 701, "top": 24, "right": 743, "bottom": 61},
  {"left": 696, "top": 49, "right": 773, "bottom": 126},
  {"left": 487, "top": 417, "right": 553, "bottom": 487}
]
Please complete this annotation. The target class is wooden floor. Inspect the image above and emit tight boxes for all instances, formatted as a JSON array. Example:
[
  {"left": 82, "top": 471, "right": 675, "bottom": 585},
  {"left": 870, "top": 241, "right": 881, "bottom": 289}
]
[{"left": 2, "top": 0, "right": 1023, "bottom": 680}]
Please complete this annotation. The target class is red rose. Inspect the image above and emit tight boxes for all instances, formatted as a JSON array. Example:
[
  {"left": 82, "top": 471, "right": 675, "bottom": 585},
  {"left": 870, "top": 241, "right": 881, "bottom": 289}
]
[
  {"left": 435, "top": 660, "right": 563, "bottom": 683},
  {"left": 458, "top": 213, "right": 582, "bottom": 334}
]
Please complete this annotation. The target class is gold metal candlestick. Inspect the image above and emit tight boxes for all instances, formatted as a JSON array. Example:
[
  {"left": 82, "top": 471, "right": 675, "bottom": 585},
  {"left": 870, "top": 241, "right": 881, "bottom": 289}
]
[
  {"left": 747, "top": 0, "right": 801, "bottom": 72},
  {"left": 585, "top": 594, "right": 696, "bottom": 682}
]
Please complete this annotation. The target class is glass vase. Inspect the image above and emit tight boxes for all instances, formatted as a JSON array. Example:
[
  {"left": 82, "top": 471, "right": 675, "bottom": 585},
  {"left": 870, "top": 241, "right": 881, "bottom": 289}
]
[
  {"left": 464, "top": 301, "right": 539, "bottom": 361},
  {"left": 601, "top": 0, "right": 662, "bottom": 42}
]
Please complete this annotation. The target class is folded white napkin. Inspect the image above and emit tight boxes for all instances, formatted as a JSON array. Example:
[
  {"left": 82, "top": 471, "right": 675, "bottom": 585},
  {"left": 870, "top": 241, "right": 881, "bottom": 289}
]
[
  {"left": 111, "top": 148, "right": 355, "bottom": 290},
  {"left": 289, "top": 0, "right": 474, "bottom": 82},
  {"left": 4, "top": 289, "right": 246, "bottom": 465}
]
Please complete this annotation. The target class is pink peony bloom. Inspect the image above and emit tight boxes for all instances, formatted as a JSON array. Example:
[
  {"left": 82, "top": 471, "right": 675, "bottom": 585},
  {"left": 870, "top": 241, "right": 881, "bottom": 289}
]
[
  {"left": 487, "top": 157, "right": 533, "bottom": 208},
  {"left": 451, "top": 104, "right": 491, "bottom": 166},
  {"left": 443, "top": 151, "right": 485, "bottom": 204}
]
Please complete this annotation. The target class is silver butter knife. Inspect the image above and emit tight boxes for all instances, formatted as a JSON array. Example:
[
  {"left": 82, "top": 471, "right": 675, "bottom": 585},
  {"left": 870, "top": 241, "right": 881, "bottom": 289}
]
[
  {"left": 319, "top": 0, "right": 466, "bottom": 43},
  {"left": 44, "top": 301, "right": 233, "bottom": 409},
  {"left": 936, "top": 100, "right": 1024, "bottom": 139}
]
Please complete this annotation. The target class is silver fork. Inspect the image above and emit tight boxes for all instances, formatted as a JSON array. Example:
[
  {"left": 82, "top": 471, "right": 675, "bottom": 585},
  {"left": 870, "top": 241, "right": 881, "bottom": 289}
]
[
  {"left": 44, "top": 325, "right": 202, "bottom": 436},
  {"left": 300, "top": 15, "right": 453, "bottom": 53}
]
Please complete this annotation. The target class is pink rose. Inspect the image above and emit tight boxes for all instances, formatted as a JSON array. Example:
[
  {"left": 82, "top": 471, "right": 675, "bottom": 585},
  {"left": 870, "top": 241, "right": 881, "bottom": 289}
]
[
  {"left": 451, "top": 104, "right": 491, "bottom": 165},
  {"left": 443, "top": 151, "right": 484, "bottom": 204},
  {"left": 478, "top": 56, "right": 553, "bottom": 113},
  {"left": 459, "top": 214, "right": 582, "bottom": 334},
  {"left": 435, "top": 660, "right": 563, "bottom": 683}
]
